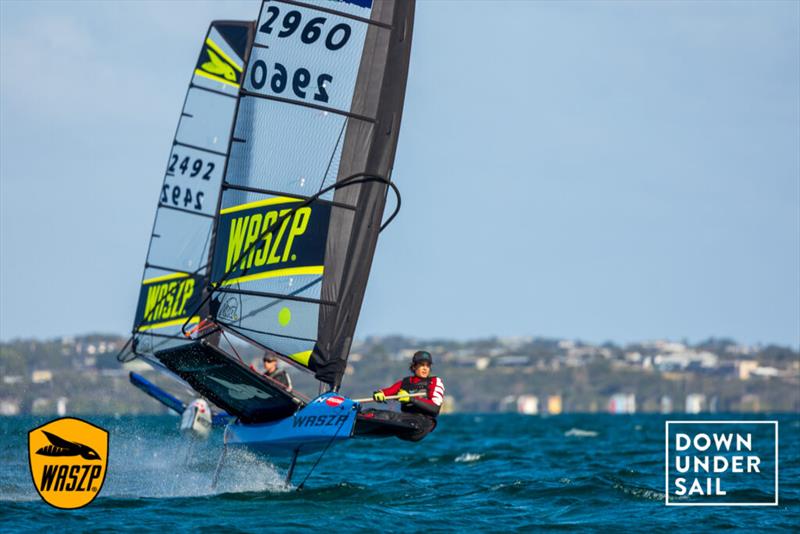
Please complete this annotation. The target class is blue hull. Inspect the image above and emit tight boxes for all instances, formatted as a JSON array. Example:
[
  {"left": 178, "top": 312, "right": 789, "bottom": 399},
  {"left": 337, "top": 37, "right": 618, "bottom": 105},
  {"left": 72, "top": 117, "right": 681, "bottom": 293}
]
[{"left": 224, "top": 393, "right": 357, "bottom": 456}]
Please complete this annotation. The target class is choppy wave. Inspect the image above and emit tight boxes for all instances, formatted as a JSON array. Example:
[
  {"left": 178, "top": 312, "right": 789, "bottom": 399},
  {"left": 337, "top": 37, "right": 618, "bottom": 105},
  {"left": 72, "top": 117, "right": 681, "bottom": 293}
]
[
  {"left": 454, "top": 452, "right": 483, "bottom": 463},
  {"left": 565, "top": 427, "right": 599, "bottom": 437}
]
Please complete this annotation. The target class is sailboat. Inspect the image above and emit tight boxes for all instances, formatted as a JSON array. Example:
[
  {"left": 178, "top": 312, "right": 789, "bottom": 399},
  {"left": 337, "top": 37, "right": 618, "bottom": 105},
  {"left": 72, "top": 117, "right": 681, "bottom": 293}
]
[{"left": 118, "top": 0, "right": 418, "bottom": 483}]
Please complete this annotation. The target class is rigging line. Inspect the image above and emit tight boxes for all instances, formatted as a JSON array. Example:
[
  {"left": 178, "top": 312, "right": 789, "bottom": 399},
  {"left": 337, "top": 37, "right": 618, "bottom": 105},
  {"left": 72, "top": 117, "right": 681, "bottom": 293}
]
[
  {"left": 180, "top": 172, "right": 401, "bottom": 338},
  {"left": 115, "top": 335, "right": 135, "bottom": 363},
  {"left": 296, "top": 408, "right": 352, "bottom": 491},
  {"left": 222, "top": 183, "right": 357, "bottom": 211},
  {"left": 317, "top": 119, "right": 348, "bottom": 195},
  {"left": 197, "top": 220, "right": 214, "bottom": 277},
  {"left": 127, "top": 330, "right": 175, "bottom": 360},
  {"left": 215, "top": 286, "right": 334, "bottom": 306},
  {"left": 219, "top": 321, "right": 318, "bottom": 344},
  {"left": 207, "top": 324, "right": 312, "bottom": 382},
  {"left": 220, "top": 329, "right": 244, "bottom": 363}
]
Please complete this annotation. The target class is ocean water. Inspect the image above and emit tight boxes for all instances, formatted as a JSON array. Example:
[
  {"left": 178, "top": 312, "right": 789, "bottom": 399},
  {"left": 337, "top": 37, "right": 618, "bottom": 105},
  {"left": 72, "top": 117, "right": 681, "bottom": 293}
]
[{"left": 1, "top": 413, "right": 798, "bottom": 532}]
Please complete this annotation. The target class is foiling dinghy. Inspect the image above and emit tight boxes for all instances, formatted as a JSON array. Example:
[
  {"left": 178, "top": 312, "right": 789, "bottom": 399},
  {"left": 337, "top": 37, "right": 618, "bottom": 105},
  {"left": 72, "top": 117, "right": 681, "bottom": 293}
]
[{"left": 117, "top": 0, "right": 418, "bottom": 486}]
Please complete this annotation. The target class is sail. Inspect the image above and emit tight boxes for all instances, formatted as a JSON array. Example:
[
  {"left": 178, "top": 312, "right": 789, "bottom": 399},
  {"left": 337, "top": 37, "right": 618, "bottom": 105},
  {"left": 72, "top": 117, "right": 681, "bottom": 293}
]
[
  {"left": 207, "top": 0, "right": 415, "bottom": 387},
  {"left": 132, "top": 21, "right": 254, "bottom": 355}
]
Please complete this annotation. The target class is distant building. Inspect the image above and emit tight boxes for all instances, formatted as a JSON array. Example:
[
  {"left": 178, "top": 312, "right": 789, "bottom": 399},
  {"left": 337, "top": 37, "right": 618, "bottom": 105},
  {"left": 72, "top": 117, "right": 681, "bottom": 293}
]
[
  {"left": 57, "top": 397, "right": 68, "bottom": 416},
  {"left": 737, "top": 360, "right": 758, "bottom": 380},
  {"left": 660, "top": 395, "right": 673, "bottom": 414},
  {"left": 726, "top": 344, "right": 757, "bottom": 356},
  {"left": 685, "top": 393, "right": 706, "bottom": 414},
  {"left": 643, "top": 340, "right": 687, "bottom": 353},
  {"left": 499, "top": 336, "right": 533, "bottom": 350},
  {"left": 752, "top": 366, "right": 781, "bottom": 378},
  {"left": 609, "top": 393, "right": 636, "bottom": 414},
  {"left": 475, "top": 357, "right": 490, "bottom": 371},
  {"left": 558, "top": 340, "right": 576, "bottom": 350},
  {"left": 624, "top": 352, "right": 642, "bottom": 363},
  {"left": 495, "top": 355, "right": 530, "bottom": 367},
  {"left": 547, "top": 395, "right": 562, "bottom": 415},
  {"left": 31, "top": 370, "right": 53, "bottom": 384},
  {"left": 517, "top": 395, "right": 539, "bottom": 415},
  {"left": 32, "top": 398, "right": 51, "bottom": 414},
  {"left": 0, "top": 400, "right": 21, "bottom": 416},
  {"left": 653, "top": 350, "right": 718, "bottom": 372}
]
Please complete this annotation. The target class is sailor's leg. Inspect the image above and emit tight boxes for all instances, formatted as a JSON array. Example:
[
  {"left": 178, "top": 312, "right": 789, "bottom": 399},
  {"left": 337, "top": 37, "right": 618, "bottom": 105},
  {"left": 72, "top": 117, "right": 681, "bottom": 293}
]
[
  {"left": 210, "top": 444, "right": 228, "bottom": 489},
  {"left": 286, "top": 448, "right": 300, "bottom": 485},
  {"left": 397, "top": 414, "right": 437, "bottom": 442}
]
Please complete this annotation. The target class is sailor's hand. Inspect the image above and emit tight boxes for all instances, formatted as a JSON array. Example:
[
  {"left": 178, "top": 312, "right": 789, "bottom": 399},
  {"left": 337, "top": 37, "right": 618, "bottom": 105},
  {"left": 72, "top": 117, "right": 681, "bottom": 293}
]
[
  {"left": 396, "top": 389, "right": 411, "bottom": 403},
  {"left": 373, "top": 390, "right": 386, "bottom": 403}
]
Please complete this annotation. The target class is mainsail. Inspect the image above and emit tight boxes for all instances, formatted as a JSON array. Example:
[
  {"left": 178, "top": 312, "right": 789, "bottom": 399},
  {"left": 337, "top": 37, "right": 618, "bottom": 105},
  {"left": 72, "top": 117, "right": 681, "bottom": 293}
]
[
  {"left": 131, "top": 21, "right": 254, "bottom": 355},
  {"left": 203, "top": 0, "right": 415, "bottom": 388}
]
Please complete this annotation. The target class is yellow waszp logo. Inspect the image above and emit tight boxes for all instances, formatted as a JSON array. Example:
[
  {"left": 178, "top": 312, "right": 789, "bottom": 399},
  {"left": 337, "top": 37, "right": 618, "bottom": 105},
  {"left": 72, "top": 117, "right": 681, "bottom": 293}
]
[
  {"left": 28, "top": 418, "right": 108, "bottom": 509},
  {"left": 212, "top": 197, "right": 330, "bottom": 286},
  {"left": 224, "top": 200, "right": 311, "bottom": 279},
  {"left": 195, "top": 37, "right": 242, "bottom": 88},
  {"left": 138, "top": 272, "right": 199, "bottom": 331}
]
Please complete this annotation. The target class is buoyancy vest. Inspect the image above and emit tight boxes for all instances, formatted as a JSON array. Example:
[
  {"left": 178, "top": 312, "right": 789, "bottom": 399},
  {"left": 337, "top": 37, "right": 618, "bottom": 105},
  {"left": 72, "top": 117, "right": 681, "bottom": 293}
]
[{"left": 399, "top": 375, "right": 436, "bottom": 416}]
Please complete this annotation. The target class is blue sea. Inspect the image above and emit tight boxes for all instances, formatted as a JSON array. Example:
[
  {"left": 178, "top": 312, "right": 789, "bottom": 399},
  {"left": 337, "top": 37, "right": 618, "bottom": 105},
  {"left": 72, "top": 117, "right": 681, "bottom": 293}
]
[{"left": 1, "top": 414, "right": 798, "bottom": 532}]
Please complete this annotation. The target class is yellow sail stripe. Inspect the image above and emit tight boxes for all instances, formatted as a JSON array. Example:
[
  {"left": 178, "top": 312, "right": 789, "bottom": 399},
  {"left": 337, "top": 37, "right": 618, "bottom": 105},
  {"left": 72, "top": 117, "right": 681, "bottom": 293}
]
[
  {"left": 206, "top": 37, "right": 243, "bottom": 72},
  {"left": 219, "top": 196, "right": 303, "bottom": 215},
  {"left": 137, "top": 316, "right": 200, "bottom": 332},
  {"left": 194, "top": 68, "right": 240, "bottom": 88},
  {"left": 221, "top": 266, "right": 324, "bottom": 287},
  {"left": 142, "top": 272, "right": 190, "bottom": 285},
  {"left": 288, "top": 350, "right": 312, "bottom": 367}
]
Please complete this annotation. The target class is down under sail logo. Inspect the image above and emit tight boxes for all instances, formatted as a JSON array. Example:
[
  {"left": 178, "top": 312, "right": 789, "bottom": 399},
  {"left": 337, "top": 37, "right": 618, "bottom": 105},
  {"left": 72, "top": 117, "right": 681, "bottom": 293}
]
[
  {"left": 28, "top": 417, "right": 109, "bottom": 509},
  {"left": 665, "top": 421, "right": 778, "bottom": 506}
]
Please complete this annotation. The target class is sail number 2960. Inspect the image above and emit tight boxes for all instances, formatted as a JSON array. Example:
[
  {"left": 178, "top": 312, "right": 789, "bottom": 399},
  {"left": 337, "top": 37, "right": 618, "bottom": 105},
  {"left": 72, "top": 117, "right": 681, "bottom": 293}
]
[
  {"left": 258, "top": 7, "right": 352, "bottom": 51},
  {"left": 250, "top": 61, "right": 331, "bottom": 103},
  {"left": 252, "top": 6, "right": 354, "bottom": 103}
]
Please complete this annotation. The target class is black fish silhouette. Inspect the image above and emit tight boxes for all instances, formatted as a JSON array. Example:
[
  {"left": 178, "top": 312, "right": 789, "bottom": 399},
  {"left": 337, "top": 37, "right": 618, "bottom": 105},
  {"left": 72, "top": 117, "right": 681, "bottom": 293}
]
[{"left": 36, "top": 431, "right": 101, "bottom": 461}]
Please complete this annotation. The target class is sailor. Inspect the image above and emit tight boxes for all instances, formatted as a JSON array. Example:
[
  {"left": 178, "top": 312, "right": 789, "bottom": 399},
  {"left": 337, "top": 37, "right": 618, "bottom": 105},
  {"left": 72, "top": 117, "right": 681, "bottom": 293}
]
[
  {"left": 262, "top": 353, "right": 292, "bottom": 390},
  {"left": 371, "top": 350, "right": 445, "bottom": 441}
]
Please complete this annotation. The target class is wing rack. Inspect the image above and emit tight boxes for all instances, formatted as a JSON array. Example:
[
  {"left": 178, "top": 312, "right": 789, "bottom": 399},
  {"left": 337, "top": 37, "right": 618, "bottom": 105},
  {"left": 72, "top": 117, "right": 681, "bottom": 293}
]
[{"left": 154, "top": 341, "right": 303, "bottom": 423}]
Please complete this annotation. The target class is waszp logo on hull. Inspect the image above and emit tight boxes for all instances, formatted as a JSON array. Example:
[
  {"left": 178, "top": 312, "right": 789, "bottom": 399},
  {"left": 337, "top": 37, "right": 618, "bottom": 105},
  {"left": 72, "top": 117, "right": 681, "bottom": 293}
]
[{"left": 28, "top": 417, "right": 109, "bottom": 509}]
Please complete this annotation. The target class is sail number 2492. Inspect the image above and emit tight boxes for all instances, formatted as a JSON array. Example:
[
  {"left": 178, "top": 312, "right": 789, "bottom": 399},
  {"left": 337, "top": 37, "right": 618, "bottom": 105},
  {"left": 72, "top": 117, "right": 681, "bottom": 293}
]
[{"left": 160, "top": 154, "right": 214, "bottom": 212}]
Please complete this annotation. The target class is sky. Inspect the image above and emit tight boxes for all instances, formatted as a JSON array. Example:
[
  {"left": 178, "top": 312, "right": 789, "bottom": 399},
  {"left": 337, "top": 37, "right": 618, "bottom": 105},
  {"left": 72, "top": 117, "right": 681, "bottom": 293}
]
[{"left": 1, "top": 0, "right": 798, "bottom": 347}]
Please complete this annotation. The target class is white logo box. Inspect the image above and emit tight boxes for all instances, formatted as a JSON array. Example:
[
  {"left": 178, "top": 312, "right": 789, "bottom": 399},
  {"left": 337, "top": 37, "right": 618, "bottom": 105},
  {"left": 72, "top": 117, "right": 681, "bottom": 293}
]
[{"left": 664, "top": 420, "right": 778, "bottom": 506}]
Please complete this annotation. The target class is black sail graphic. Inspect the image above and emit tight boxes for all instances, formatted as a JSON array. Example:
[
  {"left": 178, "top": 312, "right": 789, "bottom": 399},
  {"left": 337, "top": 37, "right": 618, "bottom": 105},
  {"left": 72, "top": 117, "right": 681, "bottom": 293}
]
[
  {"left": 132, "top": 21, "right": 254, "bottom": 355},
  {"left": 208, "top": 0, "right": 415, "bottom": 387}
]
